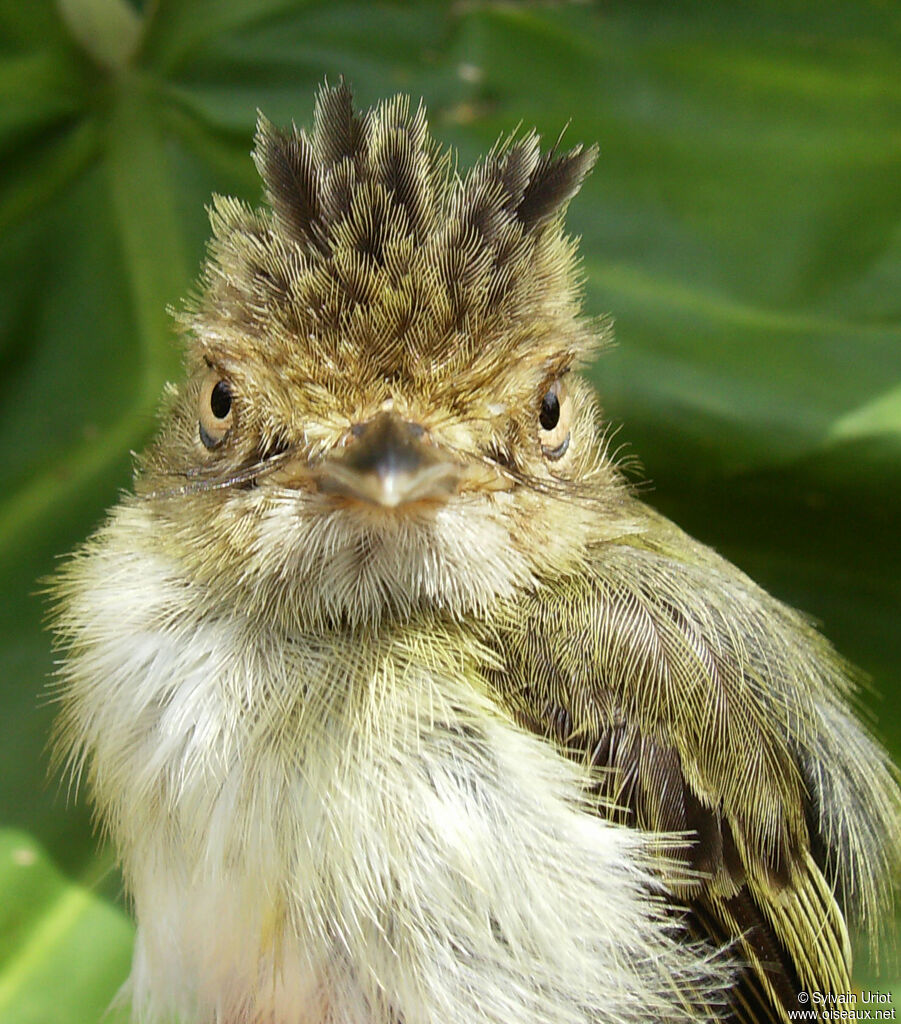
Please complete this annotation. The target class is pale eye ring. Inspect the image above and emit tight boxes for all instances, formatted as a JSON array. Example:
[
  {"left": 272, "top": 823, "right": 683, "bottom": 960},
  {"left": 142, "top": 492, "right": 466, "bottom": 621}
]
[
  {"left": 539, "top": 378, "right": 572, "bottom": 460},
  {"left": 199, "top": 370, "right": 234, "bottom": 449}
]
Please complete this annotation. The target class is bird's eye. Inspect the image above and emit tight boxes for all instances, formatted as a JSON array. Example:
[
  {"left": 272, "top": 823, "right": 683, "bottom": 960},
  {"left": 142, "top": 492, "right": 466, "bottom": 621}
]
[
  {"left": 199, "top": 371, "right": 235, "bottom": 449},
  {"left": 540, "top": 391, "right": 560, "bottom": 430},
  {"left": 538, "top": 378, "right": 571, "bottom": 460}
]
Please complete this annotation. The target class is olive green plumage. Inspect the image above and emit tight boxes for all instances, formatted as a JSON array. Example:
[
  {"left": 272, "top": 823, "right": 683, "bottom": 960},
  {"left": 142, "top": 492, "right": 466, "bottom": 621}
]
[
  {"left": 479, "top": 506, "right": 899, "bottom": 1019},
  {"left": 51, "top": 80, "right": 900, "bottom": 1024}
]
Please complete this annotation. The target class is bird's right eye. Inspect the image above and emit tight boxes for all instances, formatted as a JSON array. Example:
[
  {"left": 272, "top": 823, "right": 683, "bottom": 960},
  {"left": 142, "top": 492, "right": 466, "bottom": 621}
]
[
  {"left": 538, "top": 378, "right": 572, "bottom": 460},
  {"left": 199, "top": 371, "right": 234, "bottom": 449}
]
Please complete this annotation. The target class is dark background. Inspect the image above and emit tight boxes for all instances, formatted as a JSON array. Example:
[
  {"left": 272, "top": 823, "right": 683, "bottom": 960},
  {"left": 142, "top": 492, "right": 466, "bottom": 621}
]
[{"left": 1, "top": 2, "right": 898, "bottom": 1020}]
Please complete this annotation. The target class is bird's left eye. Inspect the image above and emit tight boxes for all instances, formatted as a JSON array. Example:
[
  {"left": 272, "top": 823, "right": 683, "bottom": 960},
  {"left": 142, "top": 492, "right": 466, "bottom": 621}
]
[
  {"left": 538, "top": 378, "right": 572, "bottom": 460},
  {"left": 198, "top": 370, "right": 235, "bottom": 449}
]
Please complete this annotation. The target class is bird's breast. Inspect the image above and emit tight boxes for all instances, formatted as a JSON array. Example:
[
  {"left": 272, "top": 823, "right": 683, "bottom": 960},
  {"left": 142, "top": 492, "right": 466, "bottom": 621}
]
[{"left": 56, "top": 516, "right": 725, "bottom": 1023}]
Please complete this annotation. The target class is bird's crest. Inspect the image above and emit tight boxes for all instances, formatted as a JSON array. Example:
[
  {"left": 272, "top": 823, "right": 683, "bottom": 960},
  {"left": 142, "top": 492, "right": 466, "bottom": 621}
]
[{"left": 187, "top": 80, "right": 598, "bottom": 383}]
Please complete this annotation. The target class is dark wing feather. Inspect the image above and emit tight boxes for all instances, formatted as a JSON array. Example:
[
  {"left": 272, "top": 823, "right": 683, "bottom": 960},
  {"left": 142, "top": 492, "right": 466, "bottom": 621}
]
[
  {"left": 523, "top": 707, "right": 802, "bottom": 1022},
  {"left": 689, "top": 899, "right": 788, "bottom": 1024}
]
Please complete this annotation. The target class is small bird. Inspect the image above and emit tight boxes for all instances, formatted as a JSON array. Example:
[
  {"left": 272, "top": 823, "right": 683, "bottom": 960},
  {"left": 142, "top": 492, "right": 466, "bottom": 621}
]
[{"left": 51, "top": 81, "right": 900, "bottom": 1024}]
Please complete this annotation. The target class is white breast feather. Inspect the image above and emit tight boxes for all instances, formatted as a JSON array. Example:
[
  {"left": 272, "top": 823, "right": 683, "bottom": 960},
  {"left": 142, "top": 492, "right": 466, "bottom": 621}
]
[{"left": 54, "top": 509, "right": 724, "bottom": 1024}]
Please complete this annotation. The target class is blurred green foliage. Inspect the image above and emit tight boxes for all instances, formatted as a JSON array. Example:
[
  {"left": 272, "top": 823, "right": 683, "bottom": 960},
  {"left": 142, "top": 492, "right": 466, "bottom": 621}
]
[{"left": 1, "top": 0, "right": 898, "bottom": 1019}]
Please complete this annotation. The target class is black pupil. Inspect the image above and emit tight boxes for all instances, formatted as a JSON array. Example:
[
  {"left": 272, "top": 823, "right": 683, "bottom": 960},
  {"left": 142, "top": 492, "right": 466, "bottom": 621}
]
[
  {"left": 540, "top": 389, "right": 560, "bottom": 431},
  {"left": 210, "top": 380, "right": 232, "bottom": 419}
]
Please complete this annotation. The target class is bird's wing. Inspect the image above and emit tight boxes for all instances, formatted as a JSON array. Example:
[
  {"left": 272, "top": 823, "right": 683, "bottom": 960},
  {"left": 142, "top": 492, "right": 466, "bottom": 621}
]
[
  {"left": 478, "top": 521, "right": 900, "bottom": 1023},
  {"left": 580, "top": 722, "right": 851, "bottom": 1018}
]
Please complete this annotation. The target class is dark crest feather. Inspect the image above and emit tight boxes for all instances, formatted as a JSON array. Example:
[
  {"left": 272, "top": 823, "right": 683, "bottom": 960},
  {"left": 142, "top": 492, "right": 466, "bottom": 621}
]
[
  {"left": 516, "top": 145, "right": 598, "bottom": 231},
  {"left": 252, "top": 83, "right": 595, "bottom": 261},
  {"left": 496, "top": 135, "right": 542, "bottom": 215},
  {"left": 312, "top": 78, "right": 364, "bottom": 169},
  {"left": 253, "top": 114, "right": 328, "bottom": 255},
  {"left": 197, "top": 81, "right": 599, "bottom": 376}
]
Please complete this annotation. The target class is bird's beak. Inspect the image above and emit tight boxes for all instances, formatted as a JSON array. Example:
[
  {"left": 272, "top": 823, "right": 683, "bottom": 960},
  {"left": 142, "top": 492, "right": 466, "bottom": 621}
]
[{"left": 314, "top": 412, "right": 463, "bottom": 509}]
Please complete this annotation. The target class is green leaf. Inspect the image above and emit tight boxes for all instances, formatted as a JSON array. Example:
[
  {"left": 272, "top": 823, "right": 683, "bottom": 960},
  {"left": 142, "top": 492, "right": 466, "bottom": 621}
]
[
  {"left": 0, "top": 830, "right": 132, "bottom": 1024},
  {"left": 1, "top": 1, "right": 898, "bottom": 1017}
]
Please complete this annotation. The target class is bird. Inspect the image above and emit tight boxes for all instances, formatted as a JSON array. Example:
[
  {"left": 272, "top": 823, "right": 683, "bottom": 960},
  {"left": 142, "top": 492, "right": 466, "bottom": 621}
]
[{"left": 50, "top": 79, "right": 900, "bottom": 1024}]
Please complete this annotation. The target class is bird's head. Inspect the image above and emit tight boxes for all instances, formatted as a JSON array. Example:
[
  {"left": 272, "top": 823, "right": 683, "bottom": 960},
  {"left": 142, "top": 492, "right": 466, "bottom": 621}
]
[{"left": 139, "top": 82, "right": 632, "bottom": 630}]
